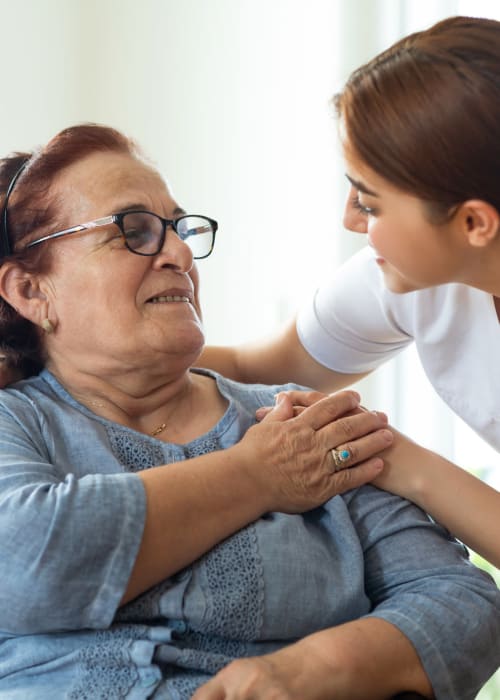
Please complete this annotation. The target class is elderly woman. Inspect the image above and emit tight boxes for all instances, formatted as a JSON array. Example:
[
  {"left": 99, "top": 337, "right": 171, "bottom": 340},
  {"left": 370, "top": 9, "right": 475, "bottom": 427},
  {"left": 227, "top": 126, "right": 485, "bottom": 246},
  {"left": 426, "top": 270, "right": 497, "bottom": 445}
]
[{"left": 0, "top": 125, "right": 498, "bottom": 700}]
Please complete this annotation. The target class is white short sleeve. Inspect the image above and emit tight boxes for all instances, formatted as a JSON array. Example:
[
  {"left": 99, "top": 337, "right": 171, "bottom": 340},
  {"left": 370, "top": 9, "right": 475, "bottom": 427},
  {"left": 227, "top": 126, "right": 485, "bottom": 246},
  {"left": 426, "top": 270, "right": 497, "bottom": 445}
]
[{"left": 296, "top": 247, "right": 413, "bottom": 373}]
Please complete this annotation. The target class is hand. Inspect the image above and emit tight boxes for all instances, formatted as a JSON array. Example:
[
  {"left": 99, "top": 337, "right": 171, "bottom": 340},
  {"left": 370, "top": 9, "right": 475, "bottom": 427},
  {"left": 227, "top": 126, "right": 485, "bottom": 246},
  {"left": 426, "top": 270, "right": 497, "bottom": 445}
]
[
  {"left": 192, "top": 621, "right": 431, "bottom": 700},
  {"left": 234, "top": 389, "right": 393, "bottom": 514},
  {"left": 191, "top": 642, "right": 333, "bottom": 700},
  {"left": 268, "top": 395, "right": 422, "bottom": 504},
  {"left": 254, "top": 389, "right": 331, "bottom": 422}
]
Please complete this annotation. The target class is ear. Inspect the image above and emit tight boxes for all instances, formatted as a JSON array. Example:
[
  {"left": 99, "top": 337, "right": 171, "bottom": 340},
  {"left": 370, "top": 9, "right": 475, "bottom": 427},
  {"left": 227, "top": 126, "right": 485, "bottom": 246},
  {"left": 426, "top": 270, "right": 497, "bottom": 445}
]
[
  {"left": 455, "top": 200, "right": 500, "bottom": 248},
  {"left": 0, "top": 262, "right": 52, "bottom": 328}
]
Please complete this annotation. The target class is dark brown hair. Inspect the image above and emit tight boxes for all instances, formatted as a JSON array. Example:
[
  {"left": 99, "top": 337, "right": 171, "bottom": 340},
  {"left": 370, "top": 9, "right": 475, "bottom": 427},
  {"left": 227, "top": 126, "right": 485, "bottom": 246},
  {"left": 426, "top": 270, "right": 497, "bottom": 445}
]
[
  {"left": 335, "top": 16, "right": 500, "bottom": 222},
  {"left": 0, "top": 123, "right": 140, "bottom": 377}
]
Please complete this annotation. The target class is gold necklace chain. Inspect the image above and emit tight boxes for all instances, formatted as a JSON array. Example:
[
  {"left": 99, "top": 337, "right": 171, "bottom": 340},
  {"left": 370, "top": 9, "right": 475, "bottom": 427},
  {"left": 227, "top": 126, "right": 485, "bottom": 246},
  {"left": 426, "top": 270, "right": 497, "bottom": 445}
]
[{"left": 87, "top": 399, "right": 166, "bottom": 437}]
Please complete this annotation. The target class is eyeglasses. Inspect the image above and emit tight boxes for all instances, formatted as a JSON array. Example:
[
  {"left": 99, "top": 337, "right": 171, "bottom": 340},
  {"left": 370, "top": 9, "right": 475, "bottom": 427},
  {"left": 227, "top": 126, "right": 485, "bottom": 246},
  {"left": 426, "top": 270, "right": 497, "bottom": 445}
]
[
  {"left": 0, "top": 160, "right": 29, "bottom": 259},
  {"left": 24, "top": 210, "right": 217, "bottom": 259}
]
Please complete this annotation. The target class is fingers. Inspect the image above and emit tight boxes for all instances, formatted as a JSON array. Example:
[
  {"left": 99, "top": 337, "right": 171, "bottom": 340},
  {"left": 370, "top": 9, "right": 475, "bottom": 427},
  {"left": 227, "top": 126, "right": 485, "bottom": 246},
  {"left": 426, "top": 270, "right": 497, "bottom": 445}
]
[
  {"left": 301, "top": 390, "right": 362, "bottom": 431},
  {"left": 262, "top": 390, "right": 361, "bottom": 431},
  {"left": 241, "top": 388, "right": 393, "bottom": 514},
  {"left": 327, "top": 457, "right": 385, "bottom": 494},
  {"left": 274, "top": 389, "right": 328, "bottom": 408},
  {"left": 256, "top": 391, "right": 392, "bottom": 476},
  {"left": 325, "top": 415, "right": 393, "bottom": 469},
  {"left": 259, "top": 393, "right": 296, "bottom": 422},
  {"left": 256, "top": 404, "right": 306, "bottom": 421},
  {"left": 192, "top": 679, "right": 224, "bottom": 700},
  {"left": 255, "top": 390, "right": 327, "bottom": 422},
  {"left": 192, "top": 657, "right": 288, "bottom": 700},
  {"left": 330, "top": 426, "right": 393, "bottom": 468}
]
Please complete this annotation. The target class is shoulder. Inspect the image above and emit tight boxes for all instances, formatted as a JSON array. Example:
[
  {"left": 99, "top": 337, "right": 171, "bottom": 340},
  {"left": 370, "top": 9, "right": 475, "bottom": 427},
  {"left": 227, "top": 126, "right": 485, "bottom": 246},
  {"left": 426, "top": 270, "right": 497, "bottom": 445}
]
[
  {"left": 192, "top": 368, "right": 306, "bottom": 409},
  {"left": 0, "top": 374, "right": 49, "bottom": 420},
  {"left": 399, "top": 283, "right": 489, "bottom": 344},
  {"left": 0, "top": 372, "right": 99, "bottom": 450}
]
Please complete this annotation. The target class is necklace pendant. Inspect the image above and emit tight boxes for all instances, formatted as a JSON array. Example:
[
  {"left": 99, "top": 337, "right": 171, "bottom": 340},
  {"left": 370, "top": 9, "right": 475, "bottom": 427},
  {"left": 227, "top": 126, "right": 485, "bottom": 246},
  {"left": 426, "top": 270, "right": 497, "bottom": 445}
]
[{"left": 150, "top": 422, "right": 167, "bottom": 437}]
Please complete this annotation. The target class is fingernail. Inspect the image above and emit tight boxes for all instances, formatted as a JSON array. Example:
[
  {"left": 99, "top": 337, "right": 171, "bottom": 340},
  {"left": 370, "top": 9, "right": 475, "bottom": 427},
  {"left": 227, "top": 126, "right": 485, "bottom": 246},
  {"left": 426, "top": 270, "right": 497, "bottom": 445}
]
[{"left": 381, "top": 429, "right": 393, "bottom": 442}]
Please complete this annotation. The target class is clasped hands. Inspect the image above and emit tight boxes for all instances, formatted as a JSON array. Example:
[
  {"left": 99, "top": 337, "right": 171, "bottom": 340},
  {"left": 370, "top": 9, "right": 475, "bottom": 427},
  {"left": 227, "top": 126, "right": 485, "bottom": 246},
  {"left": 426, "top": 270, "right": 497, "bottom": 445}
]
[{"left": 235, "top": 388, "right": 393, "bottom": 516}]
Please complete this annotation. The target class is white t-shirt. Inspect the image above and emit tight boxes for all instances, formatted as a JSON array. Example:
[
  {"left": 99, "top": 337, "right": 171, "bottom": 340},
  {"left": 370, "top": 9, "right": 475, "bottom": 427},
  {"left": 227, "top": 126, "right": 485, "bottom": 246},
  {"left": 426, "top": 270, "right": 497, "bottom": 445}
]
[{"left": 297, "top": 246, "right": 500, "bottom": 451}]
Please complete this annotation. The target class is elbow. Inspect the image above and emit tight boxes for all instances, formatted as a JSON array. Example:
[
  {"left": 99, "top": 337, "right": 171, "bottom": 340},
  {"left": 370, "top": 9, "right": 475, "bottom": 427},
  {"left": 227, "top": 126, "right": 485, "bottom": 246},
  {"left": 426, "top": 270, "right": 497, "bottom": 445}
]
[{"left": 0, "top": 581, "right": 115, "bottom": 635}]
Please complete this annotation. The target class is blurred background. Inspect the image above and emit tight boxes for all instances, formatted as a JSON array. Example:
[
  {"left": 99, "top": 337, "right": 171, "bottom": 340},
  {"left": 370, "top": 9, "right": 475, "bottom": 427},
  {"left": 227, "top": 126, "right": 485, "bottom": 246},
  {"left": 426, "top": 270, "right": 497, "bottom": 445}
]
[{"left": 1, "top": 0, "right": 498, "bottom": 695}]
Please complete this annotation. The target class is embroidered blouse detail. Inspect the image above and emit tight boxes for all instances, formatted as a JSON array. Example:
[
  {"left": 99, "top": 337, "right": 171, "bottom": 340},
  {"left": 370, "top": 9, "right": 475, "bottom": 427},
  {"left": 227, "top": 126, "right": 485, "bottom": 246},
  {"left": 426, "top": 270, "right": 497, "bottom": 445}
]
[{"left": 0, "top": 369, "right": 498, "bottom": 699}]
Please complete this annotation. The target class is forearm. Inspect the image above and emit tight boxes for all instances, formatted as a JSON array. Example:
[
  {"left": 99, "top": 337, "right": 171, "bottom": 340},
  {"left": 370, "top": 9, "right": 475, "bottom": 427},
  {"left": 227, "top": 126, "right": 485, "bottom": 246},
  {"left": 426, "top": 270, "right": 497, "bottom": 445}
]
[
  {"left": 402, "top": 453, "right": 500, "bottom": 568},
  {"left": 300, "top": 618, "right": 433, "bottom": 699},
  {"left": 193, "top": 617, "right": 433, "bottom": 700},
  {"left": 124, "top": 444, "right": 266, "bottom": 603},
  {"left": 375, "top": 433, "right": 500, "bottom": 568},
  {"left": 124, "top": 394, "right": 393, "bottom": 602},
  {"left": 199, "top": 320, "right": 367, "bottom": 391},
  {"left": 0, "top": 390, "right": 391, "bottom": 629},
  {"left": 197, "top": 344, "right": 242, "bottom": 381}
]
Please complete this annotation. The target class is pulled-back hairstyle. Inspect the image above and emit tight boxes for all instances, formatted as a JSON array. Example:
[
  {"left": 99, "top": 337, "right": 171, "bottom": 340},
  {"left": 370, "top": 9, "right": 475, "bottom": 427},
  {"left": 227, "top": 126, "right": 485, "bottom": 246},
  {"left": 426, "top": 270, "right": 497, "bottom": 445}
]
[
  {"left": 335, "top": 16, "right": 500, "bottom": 222},
  {"left": 0, "top": 124, "right": 140, "bottom": 377}
]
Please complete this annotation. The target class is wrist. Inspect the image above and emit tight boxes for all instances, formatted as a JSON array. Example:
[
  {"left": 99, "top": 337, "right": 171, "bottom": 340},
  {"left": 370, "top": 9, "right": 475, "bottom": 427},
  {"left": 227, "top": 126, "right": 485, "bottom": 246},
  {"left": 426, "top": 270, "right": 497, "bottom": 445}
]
[
  {"left": 405, "top": 446, "right": 450, "bottom": 507},
  {"left": 222, "top": 442, "right": 273, "bottom": 516},
  {"left": 377, "top": 430, "right": 439, "bottom": 506}
]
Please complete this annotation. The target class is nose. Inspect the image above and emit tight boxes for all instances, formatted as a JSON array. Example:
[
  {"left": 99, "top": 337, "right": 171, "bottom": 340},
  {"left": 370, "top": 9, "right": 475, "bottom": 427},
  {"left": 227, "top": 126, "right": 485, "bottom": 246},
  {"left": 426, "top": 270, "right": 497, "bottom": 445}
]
[
  {"left": 152, "top": 226, "right": 194, "bottom": 272},
  {"left": 343, "top": 186, "right": 368, "bottom": 234}
]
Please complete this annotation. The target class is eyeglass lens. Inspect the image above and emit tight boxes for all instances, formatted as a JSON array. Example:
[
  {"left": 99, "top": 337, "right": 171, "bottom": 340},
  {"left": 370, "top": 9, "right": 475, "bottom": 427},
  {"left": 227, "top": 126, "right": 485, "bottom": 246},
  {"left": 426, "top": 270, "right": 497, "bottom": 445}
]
[{"left": 121, "top": 212, "right": 214, "bottom": 258}]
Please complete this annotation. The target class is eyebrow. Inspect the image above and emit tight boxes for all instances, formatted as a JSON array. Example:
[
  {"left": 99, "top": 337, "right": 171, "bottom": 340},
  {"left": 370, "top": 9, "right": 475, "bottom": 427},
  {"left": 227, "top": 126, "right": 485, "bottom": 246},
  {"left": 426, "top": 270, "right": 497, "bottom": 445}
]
[
  {"left": 115, "top": 203, "right": 187, "bottom": 217},
  {"left": 345, "top": 174, "right": 379, "bottom": 197}
]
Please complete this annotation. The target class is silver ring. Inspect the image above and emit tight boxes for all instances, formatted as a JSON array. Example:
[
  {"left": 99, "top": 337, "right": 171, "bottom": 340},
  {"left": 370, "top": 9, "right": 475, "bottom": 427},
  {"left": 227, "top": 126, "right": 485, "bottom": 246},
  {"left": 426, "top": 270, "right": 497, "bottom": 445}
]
[{"left": 330, "top": 447, "right": 351, "bottom": 472}]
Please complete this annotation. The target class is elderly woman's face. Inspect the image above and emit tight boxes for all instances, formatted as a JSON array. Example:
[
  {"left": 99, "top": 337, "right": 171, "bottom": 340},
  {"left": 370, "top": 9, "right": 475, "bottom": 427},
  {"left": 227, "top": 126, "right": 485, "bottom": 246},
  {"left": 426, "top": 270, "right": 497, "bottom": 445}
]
[{"left": 39, "top": 150, "right": 205, "bottom": 372}]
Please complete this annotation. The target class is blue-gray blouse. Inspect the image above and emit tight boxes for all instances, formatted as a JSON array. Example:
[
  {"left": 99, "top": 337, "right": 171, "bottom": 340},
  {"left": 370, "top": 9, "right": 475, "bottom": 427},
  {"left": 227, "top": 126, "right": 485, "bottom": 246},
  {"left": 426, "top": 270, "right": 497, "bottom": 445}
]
[{"left": 0, "top": 369, "right": 498, "bottom": 699}]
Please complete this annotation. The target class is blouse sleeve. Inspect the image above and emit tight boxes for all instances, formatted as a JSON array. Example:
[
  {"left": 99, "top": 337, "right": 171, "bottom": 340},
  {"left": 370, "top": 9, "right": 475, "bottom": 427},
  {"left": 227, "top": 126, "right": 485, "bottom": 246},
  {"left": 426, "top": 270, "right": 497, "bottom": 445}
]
[
  {"left": 296, "top": 246, "right": 413, "bottom": 372},
  {"left": 0, "top": 399, "right": 147, "bottom": 635},
  {"left": 345, "top": 484, "right": 500, "bottom": 700}
]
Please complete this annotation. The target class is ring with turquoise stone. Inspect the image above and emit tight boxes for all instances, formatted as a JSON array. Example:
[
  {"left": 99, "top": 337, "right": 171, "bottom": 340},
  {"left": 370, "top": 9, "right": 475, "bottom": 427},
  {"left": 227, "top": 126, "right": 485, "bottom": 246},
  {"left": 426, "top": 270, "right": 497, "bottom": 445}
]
[{"left": 330, "top": 447, "right": 351, "bottom": 472}]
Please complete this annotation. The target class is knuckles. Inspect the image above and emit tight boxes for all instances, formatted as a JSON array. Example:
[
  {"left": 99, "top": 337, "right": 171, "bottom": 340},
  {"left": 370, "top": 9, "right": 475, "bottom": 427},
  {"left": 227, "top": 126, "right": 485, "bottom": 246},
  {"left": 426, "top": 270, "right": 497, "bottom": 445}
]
[{"left": 332, "top": 416, "right": 356, "bottom": 439}]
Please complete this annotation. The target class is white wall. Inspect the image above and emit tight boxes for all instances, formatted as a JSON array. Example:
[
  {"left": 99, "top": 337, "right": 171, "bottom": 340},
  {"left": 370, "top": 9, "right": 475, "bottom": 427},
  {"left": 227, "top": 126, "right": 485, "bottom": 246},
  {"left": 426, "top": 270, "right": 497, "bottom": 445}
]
[
  {"left": 1, "top": 0, "right": 497, "bottom": 472},
  {"left": 0, "top": 0, "right": 344, "bottom": 343},
  {"left": 2, "top": 0, "right": 499, "bottom": 467}
]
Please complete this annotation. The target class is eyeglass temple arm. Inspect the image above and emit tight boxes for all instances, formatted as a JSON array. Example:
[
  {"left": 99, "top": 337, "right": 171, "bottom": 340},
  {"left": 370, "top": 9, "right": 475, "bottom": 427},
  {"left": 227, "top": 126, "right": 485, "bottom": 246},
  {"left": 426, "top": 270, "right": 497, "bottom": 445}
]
[
  {"left": 180, "top": 224, "right": 213, "bottom": 239},
  {"left": 25, "top": 215, "right": 116, "bottom": 249}
]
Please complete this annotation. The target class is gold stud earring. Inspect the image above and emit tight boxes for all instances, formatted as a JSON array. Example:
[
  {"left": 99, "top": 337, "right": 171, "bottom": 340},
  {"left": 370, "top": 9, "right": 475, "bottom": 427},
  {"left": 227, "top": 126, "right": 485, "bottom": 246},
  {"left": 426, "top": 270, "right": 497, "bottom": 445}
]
[{"left": 41, "top": 319, "right": 54, "bottom": 334}]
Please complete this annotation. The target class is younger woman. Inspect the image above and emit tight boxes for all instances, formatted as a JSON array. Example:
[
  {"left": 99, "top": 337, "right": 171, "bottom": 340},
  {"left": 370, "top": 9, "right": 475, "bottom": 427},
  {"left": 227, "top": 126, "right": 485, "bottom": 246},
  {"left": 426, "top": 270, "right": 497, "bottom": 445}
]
[{"left": 201, "top": 16, "right": 500, "bottom": 568}]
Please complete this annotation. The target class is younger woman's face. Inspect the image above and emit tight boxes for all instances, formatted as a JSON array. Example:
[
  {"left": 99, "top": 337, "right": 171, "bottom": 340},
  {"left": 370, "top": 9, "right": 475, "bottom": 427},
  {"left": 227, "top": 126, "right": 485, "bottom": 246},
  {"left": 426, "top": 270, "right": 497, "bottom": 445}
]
[{"left": 342, "top": 142, "right": 470, "bottom": 293}]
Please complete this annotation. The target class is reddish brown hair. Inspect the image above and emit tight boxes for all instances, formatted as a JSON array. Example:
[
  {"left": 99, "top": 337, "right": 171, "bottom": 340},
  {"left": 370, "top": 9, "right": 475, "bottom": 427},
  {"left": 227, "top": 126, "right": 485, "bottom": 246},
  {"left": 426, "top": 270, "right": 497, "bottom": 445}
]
[
  {"left": 0, "top": 123, "right": 141, "bottom": 377},
  {"left": 335, "top": 16, "right": 500, "bottom": 222}
]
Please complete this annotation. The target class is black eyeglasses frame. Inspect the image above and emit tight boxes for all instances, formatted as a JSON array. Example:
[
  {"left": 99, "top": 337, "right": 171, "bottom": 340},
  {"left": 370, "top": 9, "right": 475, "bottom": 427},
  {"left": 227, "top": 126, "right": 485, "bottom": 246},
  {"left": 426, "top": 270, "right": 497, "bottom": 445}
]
[{"left": 24, "top": 210, "right": 218, "bottom": 260}]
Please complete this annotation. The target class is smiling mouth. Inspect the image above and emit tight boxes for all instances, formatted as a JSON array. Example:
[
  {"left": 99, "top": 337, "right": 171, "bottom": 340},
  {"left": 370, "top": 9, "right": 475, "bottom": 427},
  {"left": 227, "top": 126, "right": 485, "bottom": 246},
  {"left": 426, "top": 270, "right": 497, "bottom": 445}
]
[{"left": 148, "top": 295, "right": 191, "bottom": 304}]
